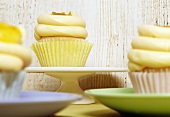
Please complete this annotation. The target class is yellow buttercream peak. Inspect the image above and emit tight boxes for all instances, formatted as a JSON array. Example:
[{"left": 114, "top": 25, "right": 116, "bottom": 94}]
[
  {"left": 128, "top": 25, "right": 170, "bottom": 71},
  {"left": 35, "top": 11, "right": 87, "bottom": 40},
  {"left": 0, "top": 22, "right": 22, "bottom": 44}
]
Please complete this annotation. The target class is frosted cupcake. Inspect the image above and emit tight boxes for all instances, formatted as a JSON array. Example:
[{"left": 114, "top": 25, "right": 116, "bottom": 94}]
[
  {"left": 31, "top": 11, "right": 93, "bottom": 67},
  {"left": 128, "top": 25, "right": 170, "bottom": 93},
  {"left": 0, "top": 23, "right": 32, "bottom": 99}
]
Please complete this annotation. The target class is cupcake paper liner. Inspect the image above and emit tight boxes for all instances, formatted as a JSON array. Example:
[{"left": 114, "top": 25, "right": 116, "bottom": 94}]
[
  {"left": 128, "top": 68, "right": 170, "bottom": 93},
  {"left": 31, "top": 38, "right": 93, "bottom": 67},
  {"left": 0, "top": 71, "right": 25, "bottom": 99}
]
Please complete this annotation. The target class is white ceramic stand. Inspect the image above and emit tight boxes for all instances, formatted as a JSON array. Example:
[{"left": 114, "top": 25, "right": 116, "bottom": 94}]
[
  {"left": 26, "top": 67, "right": 128, "bottom": 104},
  {"left": 46, "top": 72, "right": 95, "bottom": 104}
]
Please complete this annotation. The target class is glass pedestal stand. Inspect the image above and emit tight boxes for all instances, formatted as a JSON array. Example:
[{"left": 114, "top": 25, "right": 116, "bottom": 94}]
[{"left": 26, "top": 67, "right": 128, "bottom": 104}]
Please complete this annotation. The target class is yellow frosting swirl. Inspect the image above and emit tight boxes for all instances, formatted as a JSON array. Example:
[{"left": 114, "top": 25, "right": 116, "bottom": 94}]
[
  {"left": 34, "top": 11, "right": 88, "bottom": 41},
  {"left": 0, "top": 23, "right": 22, "bottom": 44},
  {"left": 0, "top": 23, "right": 32, "bottom": 72},
  {"left": 128, "top": 25, "right": 170, "bottom": 71},
  {"left": 138, "top": 25, "right": 170, "bottom": 38}
]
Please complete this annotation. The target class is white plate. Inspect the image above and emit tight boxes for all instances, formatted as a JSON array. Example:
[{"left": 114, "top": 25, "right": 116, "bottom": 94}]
[
  {"left": 25, "top": 67, "right": 128, "bottom": 73},
  {"left": 0, "top": 91, "right": 81, "bottom": 117}
]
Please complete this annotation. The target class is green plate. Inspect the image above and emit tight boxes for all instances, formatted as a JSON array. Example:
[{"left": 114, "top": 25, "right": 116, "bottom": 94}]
[{"left": 85, "top": 88, "right": 170, "bottom": 116}]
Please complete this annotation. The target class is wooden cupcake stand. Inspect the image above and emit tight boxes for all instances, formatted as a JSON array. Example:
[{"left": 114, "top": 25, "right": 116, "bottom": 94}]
[{"left": 25, "top": 67, "right": 128, "bottom": 104}]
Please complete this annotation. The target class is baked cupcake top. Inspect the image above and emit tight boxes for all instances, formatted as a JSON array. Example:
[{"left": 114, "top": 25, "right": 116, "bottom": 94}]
[
  {"left": 128, "top": 25, "right": 170, "bottom": 71},
  {"left": 34, "top": 11, "right": 88, "bottom": 41},
  {"left": 0, "top": 22, "right": 32, "bottom": 72}
]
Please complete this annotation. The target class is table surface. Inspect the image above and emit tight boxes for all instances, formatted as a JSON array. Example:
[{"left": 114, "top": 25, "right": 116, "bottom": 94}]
[{"left": 55, "top": 103, "right": 121, "bottom": 117}]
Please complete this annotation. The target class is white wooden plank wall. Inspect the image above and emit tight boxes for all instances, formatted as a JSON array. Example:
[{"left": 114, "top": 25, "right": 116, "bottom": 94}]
[{"left": 0, "top": 0, "right": 169, "bottom": 91}]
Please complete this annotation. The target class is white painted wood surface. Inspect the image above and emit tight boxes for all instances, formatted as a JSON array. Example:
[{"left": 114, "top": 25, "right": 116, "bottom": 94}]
[{"left": 0, "top": 0, "right": 169, "bottom": 91}]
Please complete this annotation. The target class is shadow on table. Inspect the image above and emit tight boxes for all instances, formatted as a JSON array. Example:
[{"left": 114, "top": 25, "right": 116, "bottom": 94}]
[
  {"left": 119, "top": 112, "right": 170, "bottom": 117},
  {"left": 48, "top": 115, "right": 70, "bottom": 117}
]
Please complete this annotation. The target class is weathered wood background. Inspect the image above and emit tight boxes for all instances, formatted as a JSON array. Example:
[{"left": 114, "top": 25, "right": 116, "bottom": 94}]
[{"left": 0, "top": 0, "right": 169, "bottom": 91}]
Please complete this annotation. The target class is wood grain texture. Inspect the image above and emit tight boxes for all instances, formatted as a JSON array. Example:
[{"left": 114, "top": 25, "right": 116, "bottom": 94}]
[{"left": 0, "top": 0, "right": 170, "bottom": 91}]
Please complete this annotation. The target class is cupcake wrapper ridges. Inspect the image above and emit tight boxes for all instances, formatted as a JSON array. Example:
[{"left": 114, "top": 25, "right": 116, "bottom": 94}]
[
  {"left": 129, "top": 68, "right": 170, "bottom": 93},
  {"left": 31, "top": 38, "right": 93, "bottom": 67}
]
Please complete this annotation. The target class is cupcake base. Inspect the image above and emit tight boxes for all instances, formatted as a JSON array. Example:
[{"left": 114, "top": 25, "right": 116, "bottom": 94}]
[
  {"left": 129, "top": 68, "right": 170, "bottom": 93},
  {"left": 31, "top": 37, "right": 93, "bottom": 67},
  {"left": 0, "top": 71, "right": 25, "bottom": 99}
]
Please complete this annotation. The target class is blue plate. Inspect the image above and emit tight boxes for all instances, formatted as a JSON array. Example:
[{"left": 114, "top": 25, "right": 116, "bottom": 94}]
[{"left": 0, "top": 91, "right": 81, "bottom": 117}]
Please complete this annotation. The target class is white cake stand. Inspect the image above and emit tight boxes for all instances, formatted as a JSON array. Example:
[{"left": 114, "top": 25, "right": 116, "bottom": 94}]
[{"left": 25, "top": 67, "right": 128, "bottom": 104}]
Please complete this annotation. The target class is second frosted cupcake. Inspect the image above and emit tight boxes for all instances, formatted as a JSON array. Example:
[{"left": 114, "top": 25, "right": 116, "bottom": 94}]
[
  {"left": 128, "top": 25, "right": 170, "bottom": 93},
  {"left": 31, "top": 12, "right": 93, "bottom": 67}
]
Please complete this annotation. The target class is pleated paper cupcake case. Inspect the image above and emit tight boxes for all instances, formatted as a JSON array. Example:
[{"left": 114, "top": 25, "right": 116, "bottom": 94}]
[
  {"left": 129, "top": 68, "right": 170, "bottom": 93},
  {"left": 31, "top": 40, "right": 92, "bottom": 67}
]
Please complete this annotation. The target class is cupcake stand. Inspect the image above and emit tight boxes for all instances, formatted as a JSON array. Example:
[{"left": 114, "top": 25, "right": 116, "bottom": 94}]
[{"left": 25, "top": 67, "right": 128, "bottom": 104}]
